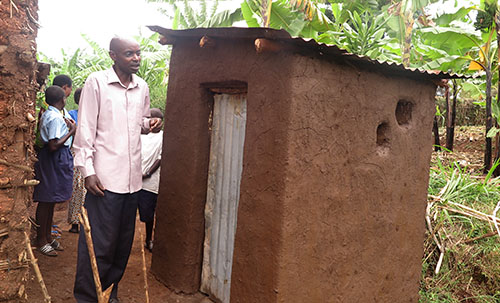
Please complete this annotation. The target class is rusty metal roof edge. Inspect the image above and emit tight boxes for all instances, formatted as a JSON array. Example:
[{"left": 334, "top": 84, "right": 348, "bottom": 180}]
[
  {"left": 147, "top": 26, "right": 292, "bottom": 40},
  {"left": 148, "top": 26, "right": 474, "bottom": 80},
  {"left": 290, "top": 37, "right": 473, "bottom": 80}
]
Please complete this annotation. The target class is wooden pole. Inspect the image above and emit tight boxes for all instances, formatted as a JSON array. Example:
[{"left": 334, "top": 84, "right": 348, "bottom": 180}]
[
  {"left": 79, "top": 208, "right": 113, "bottom": 303},
  {"left": 199, "top": 35, "right": 215, "bottom": 48},
  {"left": 0, "top": 179, "right": 39, "bottom": 189},
  {"left": 0, "top": 159, "right": 33, "bottom": 172},
  {"left": 254, "top": 38, "right": 283, "bottom": 54},
  {"left": 24, "top": 230, "right": 51, "bottom": 303},
  {"left": 138, "top": 211, "right": 150, "bottom": 303}
]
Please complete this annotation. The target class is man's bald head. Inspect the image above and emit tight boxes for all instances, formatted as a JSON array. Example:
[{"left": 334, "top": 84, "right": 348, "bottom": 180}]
[
  {"left": 109, "top": 37, "right": 139, "bottom": 53},
  {"left": 109, "top": 36, "right": 141, "bottom": 76}
]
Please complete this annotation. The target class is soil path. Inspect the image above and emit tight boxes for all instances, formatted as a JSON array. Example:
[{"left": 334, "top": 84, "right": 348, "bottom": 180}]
[{"left": 26, "top": 206, "right": 211, "bottom": 303}]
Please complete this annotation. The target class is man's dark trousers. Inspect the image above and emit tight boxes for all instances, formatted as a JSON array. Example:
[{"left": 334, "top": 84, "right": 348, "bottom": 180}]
[{"left": 74, "top": 190, "right": 139, "bottom": 303}]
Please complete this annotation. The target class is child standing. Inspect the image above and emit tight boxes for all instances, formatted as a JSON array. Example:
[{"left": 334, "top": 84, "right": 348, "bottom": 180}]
[
  {"left": 68, "top": 87, "right": 80, "bottom": 123},
  {"left": 33, "top": 86, "right": 76, "bottom": 257},
  {"left": 138, "top": 108, "right": 164, "bottom": 252}
]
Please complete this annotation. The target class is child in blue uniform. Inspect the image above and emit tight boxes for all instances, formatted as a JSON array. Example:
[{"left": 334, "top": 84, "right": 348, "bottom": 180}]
[
  {"left": 33, "top": 86, "right": 76, "bottom": 257},
  {"left": 68, "top": 87, "right": 81, "bottom": 123}
]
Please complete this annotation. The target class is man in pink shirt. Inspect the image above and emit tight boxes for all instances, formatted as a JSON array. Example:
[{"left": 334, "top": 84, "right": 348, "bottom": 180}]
[{"left": 73, "top": 36, "right": 162, "bottom": 303}]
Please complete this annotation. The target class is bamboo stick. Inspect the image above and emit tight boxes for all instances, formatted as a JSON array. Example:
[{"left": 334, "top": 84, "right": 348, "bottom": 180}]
[
  {"left": 0, "top": 179, "right": 39, "bottom": 189},
  {"left": 0, "top": 159, "right": 33, "bottom": 172},
  {"left": 0, "top": 260, "right": 28, "bottom": 271},
  {"left": 138, "top": 212, "right": 150, "bottom": 303},
  {"left": 10, "top": 0, "right": 19, "bottom": 18},
  {"left": 0, "top": 228, "right": 8, "bottom": 238},
  {"left": 24, "top": 231, "right": 51, "bottom": 303},
  {"left": 435, "top": 247, "right": 445, "bottom": 275},
  {"left": 25, "top": 6, "right": 40, "bottom": 28},
  {"left": 79, "top": 208, "right": 113, "bottom": 303},
  {"left": 425, "top": 202, "right": 443, "bottom": 252},
  {"left": 28, "top": 216, "right": 40, "bottom": 228}
]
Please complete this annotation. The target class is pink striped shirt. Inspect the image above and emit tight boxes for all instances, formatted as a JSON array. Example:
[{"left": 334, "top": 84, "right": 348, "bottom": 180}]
[{"left": 73, "top": 68, "right": 151, "bottom": 194}]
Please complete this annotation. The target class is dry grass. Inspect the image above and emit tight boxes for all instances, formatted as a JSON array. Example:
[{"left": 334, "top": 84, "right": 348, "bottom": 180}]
[{"left": 421, "top": 141, "right": 500, "bottom": 303}]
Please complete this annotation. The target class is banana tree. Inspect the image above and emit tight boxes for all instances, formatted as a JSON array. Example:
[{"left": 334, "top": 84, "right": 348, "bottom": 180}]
[
  {"left": 413, "top": 11, "right": 499, "bottom": 171},
  {"left": 240, "top": 0, "right": 332, "bottom": 37},
  {"left": 468, "top": 0, "right": 500, "bottom": 173},
  {"left": 475, "top": 0, "right": 500, "bottom": 175},
  {"left": 316, "top": 9, "right": 393, "bottom": 58},
  {"left": 446, "top": 79, "right": 463, "bottom": 151},
  {"left": 146, "top": 0, "right": 244, "bottom": 29},
  {"left": 384, "top": 0, "right": 439, "bottom": 67}
]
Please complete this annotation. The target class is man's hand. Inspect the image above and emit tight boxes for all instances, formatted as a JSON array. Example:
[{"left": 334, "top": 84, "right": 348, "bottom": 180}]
[
  {"left": 150, "top": 117, "right": 163, "bottom": 133},
  {"left": 85, "top": 175, "right": 105, "bottom": 197}
]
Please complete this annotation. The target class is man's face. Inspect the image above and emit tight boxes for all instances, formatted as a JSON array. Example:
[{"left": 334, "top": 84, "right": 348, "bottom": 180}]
[{"left": 110, "top": 40, "right": 141, "bottom": 75}]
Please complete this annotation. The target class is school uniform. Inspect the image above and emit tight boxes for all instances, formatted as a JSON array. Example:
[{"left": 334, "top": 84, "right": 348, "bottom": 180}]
[{"left": 33, "top": 106, "right": 74, "bottom": 203}]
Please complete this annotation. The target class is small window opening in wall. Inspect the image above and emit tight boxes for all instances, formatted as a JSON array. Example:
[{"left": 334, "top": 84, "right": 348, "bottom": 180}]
[
  {"left": 377, "top": 122, "right": 390, "bottom": 147},
  {"left": 395, "top": 100, "right": 413, "bottom": 126}
]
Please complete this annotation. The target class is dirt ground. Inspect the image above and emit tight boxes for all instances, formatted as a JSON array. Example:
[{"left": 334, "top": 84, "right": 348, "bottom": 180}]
[
  {"left": 25, "top": 203, "right": 212, "bottom": 303},
  {"left": 432, "top": 125, "right": 486, "bottom": 174}
]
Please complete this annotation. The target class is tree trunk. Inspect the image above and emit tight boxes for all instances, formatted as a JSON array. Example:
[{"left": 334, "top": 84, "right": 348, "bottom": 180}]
[
  {"left": 433, "top": 116, "right": 441, "bottom": 151},
  {"left": 0, "top": 1, "right": 43, "bottom": 301},
  {"left": 492, "top": 14, "right": 500, "bottom": 177},
  {"left": 484, "top": 68, "right": 493, "bottom": 174},
  {"left": 493, "top": 127, "right": 500, "bottom": 176},
  {"left": 445, "top": 82, "right": 458, "bottom": 151},
  {"left": 444, "top": 86, "right": 451, "bottom": 150}
]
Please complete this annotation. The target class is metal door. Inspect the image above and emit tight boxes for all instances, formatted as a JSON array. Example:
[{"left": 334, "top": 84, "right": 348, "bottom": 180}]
[{"left": 200, "top": 93, "right": 247, "bottom": 303}]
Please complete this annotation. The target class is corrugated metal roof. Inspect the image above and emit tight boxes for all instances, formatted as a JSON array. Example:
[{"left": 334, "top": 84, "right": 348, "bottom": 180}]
[{"left": 147, "top": 26, "right": 472, "bottom": 80}]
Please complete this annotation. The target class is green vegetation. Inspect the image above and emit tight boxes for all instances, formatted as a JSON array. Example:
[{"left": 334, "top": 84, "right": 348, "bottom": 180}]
[{"left": 422, "top": 157, "right": 500, "bottom": 302}]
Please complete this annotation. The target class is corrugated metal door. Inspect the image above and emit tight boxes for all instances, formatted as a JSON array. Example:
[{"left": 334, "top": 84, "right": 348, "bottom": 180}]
[{"left": 201, "top": 93, "right": 247, "bottom": 303}]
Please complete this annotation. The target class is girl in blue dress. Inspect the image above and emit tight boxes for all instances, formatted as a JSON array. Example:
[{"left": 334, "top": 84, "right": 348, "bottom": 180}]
[{"left": 33, "top": 86, "right": 76, "bottom": 256}]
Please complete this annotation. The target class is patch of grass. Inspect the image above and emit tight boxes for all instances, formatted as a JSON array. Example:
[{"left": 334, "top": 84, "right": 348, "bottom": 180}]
[{"left": 421, "top": 159, "right": 500, "bottom": 303}]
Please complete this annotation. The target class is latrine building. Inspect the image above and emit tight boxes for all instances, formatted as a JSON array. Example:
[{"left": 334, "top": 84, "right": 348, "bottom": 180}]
[{"left": 147, "top": 26, "right": 459, "bottom": 303}]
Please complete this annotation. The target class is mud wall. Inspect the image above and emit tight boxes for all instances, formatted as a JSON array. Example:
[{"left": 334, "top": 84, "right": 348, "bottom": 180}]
[
  {"left": 276, "top": 55, "right": 436, "bottom": 302},
  {"left": 152, "top": 37, "right": 292, "bottom": 302},
  {"left": 153, "top": 29, "right": 436, "bottom": 302},
  {"left": 0, "top": 0, "right": 41, "bottom": 301}
]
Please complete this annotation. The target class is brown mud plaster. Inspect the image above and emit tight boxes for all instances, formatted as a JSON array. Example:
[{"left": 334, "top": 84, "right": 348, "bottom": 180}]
[
  {"left": 148, "top": 27, "right": 461, "bottom": 303},
  {"left": 0, "top": 0, "right": 45, "bottom": 301}
]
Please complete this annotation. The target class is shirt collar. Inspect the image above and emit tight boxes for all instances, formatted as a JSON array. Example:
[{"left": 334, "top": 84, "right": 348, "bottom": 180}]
[
  {"left": 47, "top": 105, "right": 62, "bottom": 114},
  {"left": 105, "top": 67, "right": 139, "bottom": 89}
]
